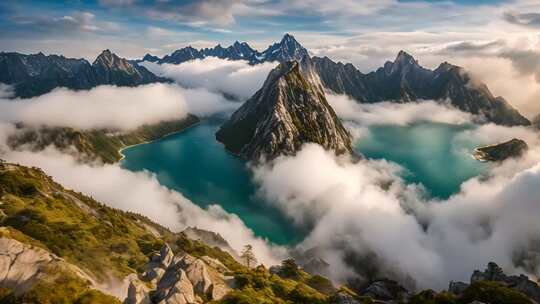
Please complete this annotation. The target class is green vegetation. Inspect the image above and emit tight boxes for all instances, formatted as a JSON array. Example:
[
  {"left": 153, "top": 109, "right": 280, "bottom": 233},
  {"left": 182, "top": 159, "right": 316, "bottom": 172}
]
[
  {"left": 460, "top": 281, "right": 533, "bottom": 304},
  {"left": 409, "top": 281, "right": 533, "bottom": 304},
  {"left": 8, "top": 115, "right": 199, "bottom": 163},
  {"left": 0, "top": 164, "right": 166, "bottom": 281},
  {"left": 216, "top": 265, "right": 327, "bottom": 304},
  {"left": 0, "top": 264, "right": 120, "bottom": 304}
]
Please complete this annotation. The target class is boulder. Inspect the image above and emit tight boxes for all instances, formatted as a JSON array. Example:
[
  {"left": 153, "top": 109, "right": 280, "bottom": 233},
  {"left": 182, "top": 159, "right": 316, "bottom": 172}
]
[
  {"left": 0, "top": 237, "right": 55, "bottom": 294},
  {"left": 448, "top": 280, "right": 469, "bottom": 295},
  {"left": 124, "top": 275, "right": 151, "bottom": 304},
  {"left": 362, "top": 279, "right": 410, "bottom": 302}
]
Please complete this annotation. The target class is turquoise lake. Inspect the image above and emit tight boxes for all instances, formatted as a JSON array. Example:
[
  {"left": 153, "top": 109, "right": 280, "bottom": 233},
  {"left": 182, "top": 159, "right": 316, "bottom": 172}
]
[{"left": 121, "top": 119, "right": 487, "bottom": 245}]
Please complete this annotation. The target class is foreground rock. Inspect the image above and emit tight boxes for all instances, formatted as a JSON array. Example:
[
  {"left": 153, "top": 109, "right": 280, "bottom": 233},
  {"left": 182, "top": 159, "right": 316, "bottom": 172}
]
[
  {"left": 128, "top": 244, "right": 232, "bottom": 304},
  {"left": 473, "top": 138, "right": 528, "bottom": 162},
  {"left": 216, "top": 59, "right": 353, "bottom": 161}
]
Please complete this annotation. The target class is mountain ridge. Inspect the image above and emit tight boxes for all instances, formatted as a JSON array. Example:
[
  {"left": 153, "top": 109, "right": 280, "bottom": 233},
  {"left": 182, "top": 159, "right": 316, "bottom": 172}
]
[
  {"left": 0, "top": 50, "right": 166, "bottom": 98},
  {"left": 139, "top": 34, "right": 529, "bottom": 126}
]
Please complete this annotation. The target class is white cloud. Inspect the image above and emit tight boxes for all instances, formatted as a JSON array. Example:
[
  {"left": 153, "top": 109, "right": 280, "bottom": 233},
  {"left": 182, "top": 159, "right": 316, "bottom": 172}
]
[
  {"left": 327, "top": 94, "right": 476, "bottom": 127},
  {"left": 3, "top": 148, "right": 285, "bottom": 267},
  {"left": 142, "top": 58, "right": 277, "bottom": 100},
  {"left": 0, "top": 83, "right": 237, "bottom": 130},
  {"left": 253, "top": 135, "right": 540, "bottom": 289}
]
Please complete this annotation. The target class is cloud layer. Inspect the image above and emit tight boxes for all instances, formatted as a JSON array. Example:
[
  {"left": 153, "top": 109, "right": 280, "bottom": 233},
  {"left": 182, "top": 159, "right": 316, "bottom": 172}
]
[
  {"left": 0, "top": 83, "right": 238, "bottom": 131},
  {"left": 252, "top": 120, "right": 540, "bottom": 289},
  {"left": 142, "top": 58, "right": 276, "bottom": 100}
]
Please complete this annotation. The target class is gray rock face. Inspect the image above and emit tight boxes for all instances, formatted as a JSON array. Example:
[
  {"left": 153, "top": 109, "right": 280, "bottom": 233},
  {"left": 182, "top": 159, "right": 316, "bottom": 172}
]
[
  {"left": 124, "top": 275, "right": 151, "bottom": 304},
  {"left": 134, "top": 245, "right": 231, "bottom": 304},
  {"left": 0, "top": 50, "right": 165, "bottom": 98},
  {"left": 311, "top": 52, "right": 530, "bottom": 126},
  {"left": 361, "top": 279, "right": 410, "bottom": 302},
  {"left": 0, "top": 237, "right": 55, "bottom": 294},
  {"left": 216, "top": 59, "right": 353, "bottom": 161},
  {"left": 330, "top": 291, "right": 361, "bottom": 304}
]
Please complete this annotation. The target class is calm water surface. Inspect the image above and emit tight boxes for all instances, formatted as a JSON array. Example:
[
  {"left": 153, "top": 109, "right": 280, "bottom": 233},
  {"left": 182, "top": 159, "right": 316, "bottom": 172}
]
[{"left": 122, "top": 119, "right": 487, "bottom": 244}]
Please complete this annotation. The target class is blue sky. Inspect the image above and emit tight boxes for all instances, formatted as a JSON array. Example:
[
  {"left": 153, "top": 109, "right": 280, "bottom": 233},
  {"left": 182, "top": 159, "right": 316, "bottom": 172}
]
[
  {"left": 1, "top": 0, "right": 540, "bottom": 116},
  {"left": 0, "top": 0, "right": 528, "bottom": 59}
]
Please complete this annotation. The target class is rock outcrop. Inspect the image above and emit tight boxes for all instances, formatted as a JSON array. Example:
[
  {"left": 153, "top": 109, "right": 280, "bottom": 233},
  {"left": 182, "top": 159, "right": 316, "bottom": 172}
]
[
  {"left": 0, "top": 237, "right": 56, "bottom": 294},
  {"left": 216, "top": 59, "right": 353, "bottom": 161},
  {"left": 449, "top": 262, "right": 540, "bottom": 303},
  {"left": 135, "top": 244, "right": 232, "bottom": 304},
  {"left": 473, "top": 138, "right": 528, "bottom": 162}
]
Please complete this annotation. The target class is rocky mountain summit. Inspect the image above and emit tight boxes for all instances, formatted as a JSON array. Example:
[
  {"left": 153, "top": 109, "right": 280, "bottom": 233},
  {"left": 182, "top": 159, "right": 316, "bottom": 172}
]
[
  {"left": 148, "top": 33, "right": 309, "bottom": 65},
  {"left": 311, "top": 52, "right": 530, "bottom": 126},
  {"left": 473, "top": 138, "right": 528, "bottom": 162},
  {"left": 216, "top": 59, "right": 353, "bottom": 161},
  {"left": 0, "top": 50, "right": 165, "bottom": 98}
]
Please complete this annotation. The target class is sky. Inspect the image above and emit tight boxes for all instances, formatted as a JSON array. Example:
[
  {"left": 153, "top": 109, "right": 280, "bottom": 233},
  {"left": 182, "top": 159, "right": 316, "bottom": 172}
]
[{"left": 2, "top": 0, "right": 540, "bottom": 117}]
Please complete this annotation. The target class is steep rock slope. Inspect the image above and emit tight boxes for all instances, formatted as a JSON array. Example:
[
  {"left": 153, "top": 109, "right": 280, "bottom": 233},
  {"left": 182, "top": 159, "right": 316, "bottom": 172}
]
[
  {"left": 215, "top": 60, "right": 353, "bottom": 161},
  {"left": 311, "top": 52, "right": 530, "bottom": 126}
]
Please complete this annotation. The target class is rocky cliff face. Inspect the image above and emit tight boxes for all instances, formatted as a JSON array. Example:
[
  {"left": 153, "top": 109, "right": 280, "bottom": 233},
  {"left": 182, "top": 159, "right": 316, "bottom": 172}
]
[
  {"left": 0, "top": 50, "right": 165, "bottom": 98},
  {"left": 473, "top": 138, "right": 528, "bottom": 162},
  {"left": 215, "top": 59, "right": 353, "bottom": 161},
  {"left": 311, "top": 52, "right": 530, "bottom": 126}
]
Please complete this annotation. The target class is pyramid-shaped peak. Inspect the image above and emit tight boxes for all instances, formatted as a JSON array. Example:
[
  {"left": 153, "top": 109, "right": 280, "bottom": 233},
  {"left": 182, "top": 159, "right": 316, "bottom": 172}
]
[
  {"left": 281, "top": 33, "right": 300, "bottom": 44},
  {"left": 394, "top": 50, "right": 417, "bottom": 65}
]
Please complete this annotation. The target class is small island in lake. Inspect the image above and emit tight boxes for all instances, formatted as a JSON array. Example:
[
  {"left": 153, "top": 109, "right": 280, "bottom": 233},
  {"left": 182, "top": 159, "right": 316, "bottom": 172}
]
[{"left": 473, "top": 138, "right": 528, "bottom": 162}]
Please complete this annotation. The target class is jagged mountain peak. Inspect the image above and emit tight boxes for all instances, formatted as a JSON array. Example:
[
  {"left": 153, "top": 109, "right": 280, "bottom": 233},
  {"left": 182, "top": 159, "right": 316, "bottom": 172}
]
[
  {"left": 93, "top": 49, "right": 123, "bottom": 66},
  {"left": 394, "top": 50, "right": 416, "bottom": 63},
  {"left": 215, "top": 59, "right": 353, "bottom": 161}
]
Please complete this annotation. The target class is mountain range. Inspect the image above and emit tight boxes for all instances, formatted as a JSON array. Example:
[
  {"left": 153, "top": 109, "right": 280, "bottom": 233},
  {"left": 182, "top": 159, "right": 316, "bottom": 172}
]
[
  {"left": 0, "top": 49, "right": 165, "bottom": 98},
  {"left": 152, "top": 33, "right": 307, "bottom": 65},
  {"left": 142, "top": 34, "right": 529, "bottom": 127},
  {"left": 0, "top": 33, "right": 531, "bottom": 127}
]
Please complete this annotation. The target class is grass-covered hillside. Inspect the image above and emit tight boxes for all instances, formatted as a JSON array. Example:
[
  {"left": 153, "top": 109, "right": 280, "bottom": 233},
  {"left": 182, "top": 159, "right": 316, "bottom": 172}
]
[
  {"left": 0, "top": 161, "right": 338, "bottom": 303},
  {"left": 8, "top": 115, "right": 199, "bottom": 163}
]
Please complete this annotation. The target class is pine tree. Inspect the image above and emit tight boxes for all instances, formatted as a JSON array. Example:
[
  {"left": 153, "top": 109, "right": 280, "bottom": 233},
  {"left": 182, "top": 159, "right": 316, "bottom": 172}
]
[{"left": 240, "top": 244, "right": 257, "bottom": 268}]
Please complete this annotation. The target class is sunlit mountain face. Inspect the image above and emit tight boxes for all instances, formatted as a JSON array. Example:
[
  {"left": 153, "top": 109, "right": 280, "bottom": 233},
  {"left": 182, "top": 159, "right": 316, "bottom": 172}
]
[{"left": 1, "top": 1, "right": 540, "bottom": 303}]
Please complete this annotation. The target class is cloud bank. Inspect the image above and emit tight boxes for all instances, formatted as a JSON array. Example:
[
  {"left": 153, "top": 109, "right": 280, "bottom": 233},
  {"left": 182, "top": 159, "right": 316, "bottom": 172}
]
[
  {"left": 252, "top": 121, "right": 540, "bottom": 289},
  {"left": 142, "top": 58, "right": 276, "bottom": 100},
  {"left": 327, "top": 94, "right": 476, "bottom": 127},
  {"left": 0, "top": 83, "right": 238, "bottom": 131},
  {"left": 3, "top": 147, "right": 285, "bottom": 267}
]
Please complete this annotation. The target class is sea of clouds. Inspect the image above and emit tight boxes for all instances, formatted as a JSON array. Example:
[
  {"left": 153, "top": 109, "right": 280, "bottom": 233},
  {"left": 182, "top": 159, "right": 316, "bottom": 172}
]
[{"left": 1, "top": 57, "right": 540, "bottom": 292}]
